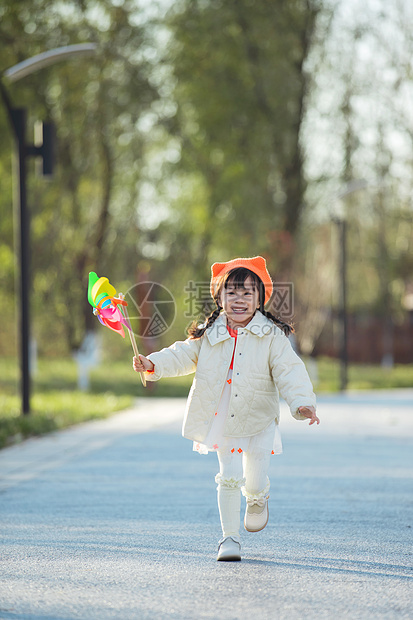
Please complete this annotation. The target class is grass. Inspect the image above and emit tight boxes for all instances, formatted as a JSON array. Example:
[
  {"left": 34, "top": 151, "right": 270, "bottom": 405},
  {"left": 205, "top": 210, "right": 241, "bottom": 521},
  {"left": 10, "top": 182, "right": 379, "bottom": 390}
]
[
  {"left": 315, "top": 357, "right": 413, "bottom": 392},
  {"left": 0, "top": 357, "right": 192, "bottom": 449},
  {"left": 0, "top": 356, "right": 411, "bottom": 449}
]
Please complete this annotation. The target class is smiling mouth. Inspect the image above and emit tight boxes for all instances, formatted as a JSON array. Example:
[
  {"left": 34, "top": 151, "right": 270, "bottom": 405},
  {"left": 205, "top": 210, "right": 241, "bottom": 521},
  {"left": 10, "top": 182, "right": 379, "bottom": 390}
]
[{"left": 232, "top": 308, "right": 248, "bottom": 314}]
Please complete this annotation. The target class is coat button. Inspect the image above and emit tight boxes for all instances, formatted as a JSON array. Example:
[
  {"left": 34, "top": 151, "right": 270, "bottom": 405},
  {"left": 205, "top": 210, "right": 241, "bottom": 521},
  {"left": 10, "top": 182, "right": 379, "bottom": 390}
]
[{"left": 231, "top": 414, "right": 234, "bottom": 417}]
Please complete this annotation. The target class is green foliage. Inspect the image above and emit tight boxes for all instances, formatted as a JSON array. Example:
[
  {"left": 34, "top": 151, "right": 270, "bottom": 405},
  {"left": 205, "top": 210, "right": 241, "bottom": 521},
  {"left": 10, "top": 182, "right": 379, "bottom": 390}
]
[
  {"left": 1, "top": 0, "right": 412, "bottom": 366},
  {"left": 162, "top": 0, "right": 321, "bottom": 277},
  {"left": 0, "top": 0, "right": 159, "bottom": 355}
]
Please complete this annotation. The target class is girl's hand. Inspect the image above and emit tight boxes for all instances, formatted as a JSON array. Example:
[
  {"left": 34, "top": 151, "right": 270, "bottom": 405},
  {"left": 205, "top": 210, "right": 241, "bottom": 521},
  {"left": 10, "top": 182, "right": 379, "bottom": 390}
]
[
  {"left": 298, "top": 405, "right": 320, "bottom": 425},
  {"left": 133, "top": 355, "right": 154, "bottom": 373}
]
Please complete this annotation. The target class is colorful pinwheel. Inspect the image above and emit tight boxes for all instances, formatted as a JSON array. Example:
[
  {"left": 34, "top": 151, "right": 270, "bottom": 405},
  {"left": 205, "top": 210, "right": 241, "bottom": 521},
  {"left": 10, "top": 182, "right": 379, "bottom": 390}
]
[
  {"left": 87, "top": 272, "right": 129, "bottom": 337},
  {"left": 87, "top": 272, "right": 146, "bottom": 386}
]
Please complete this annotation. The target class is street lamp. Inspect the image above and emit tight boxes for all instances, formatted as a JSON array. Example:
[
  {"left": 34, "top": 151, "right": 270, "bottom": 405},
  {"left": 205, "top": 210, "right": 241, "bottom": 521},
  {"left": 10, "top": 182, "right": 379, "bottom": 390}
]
[
  {"left": 333, "top": 179, "right": 368, "bottom": 392},
  {"left": 0, "top": 44, "right": 97, "bottom": 415}
]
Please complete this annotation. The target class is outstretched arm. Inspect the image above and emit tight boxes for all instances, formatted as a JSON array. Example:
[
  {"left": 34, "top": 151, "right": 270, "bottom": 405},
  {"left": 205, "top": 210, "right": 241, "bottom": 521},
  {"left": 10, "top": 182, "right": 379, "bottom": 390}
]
[
  {"left": 269, "top": 329, "right": 317, "bottom": 421},
  {"left": 132, "top": 337, "right": 202, "bottom": 381}
]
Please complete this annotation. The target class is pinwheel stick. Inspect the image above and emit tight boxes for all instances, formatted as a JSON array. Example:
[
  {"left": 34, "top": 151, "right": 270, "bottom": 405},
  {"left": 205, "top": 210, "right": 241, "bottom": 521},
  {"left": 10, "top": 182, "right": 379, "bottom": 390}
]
[{"left": 119, "top": 297, "right": 146, "bottom": 388}]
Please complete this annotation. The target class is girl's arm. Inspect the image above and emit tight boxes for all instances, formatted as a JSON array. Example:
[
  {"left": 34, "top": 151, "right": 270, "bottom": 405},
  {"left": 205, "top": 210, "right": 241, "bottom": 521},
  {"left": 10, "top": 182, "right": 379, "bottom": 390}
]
[
  {"left": 269, "top": 329, "right": 318, "bottom": 423},
  {"left": 133, "top": 337, "right": 202, "bottom": 381}
]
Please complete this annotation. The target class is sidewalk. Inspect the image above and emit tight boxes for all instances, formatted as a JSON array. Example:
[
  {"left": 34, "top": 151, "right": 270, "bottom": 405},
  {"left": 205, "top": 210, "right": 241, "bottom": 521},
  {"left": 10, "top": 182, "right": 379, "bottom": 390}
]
[{"left": 0, "top": 392, "right": 412, "bottom": 619}]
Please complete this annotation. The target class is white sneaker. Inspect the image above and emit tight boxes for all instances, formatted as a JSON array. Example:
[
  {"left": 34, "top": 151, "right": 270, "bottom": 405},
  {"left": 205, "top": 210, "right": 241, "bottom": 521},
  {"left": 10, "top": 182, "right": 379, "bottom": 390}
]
[
  {"left": 217, "top": 536, "right": 241, "bottom": 562},
  {"left": 244, "top": 495, "right": 269, "bottom": 532}
]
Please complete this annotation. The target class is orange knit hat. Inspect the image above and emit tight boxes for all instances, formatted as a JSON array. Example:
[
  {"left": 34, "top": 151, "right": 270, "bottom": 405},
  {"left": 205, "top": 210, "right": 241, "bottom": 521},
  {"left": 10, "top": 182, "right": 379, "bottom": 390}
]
[{"left": 210, "top": 256, "right": 273, "bottom": 305}]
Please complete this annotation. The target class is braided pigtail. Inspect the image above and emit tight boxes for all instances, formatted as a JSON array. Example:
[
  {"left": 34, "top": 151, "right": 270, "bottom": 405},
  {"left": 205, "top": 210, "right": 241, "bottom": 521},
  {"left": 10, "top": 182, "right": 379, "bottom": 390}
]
[
  {"left": 253, "top": 278, "right": 294, "bottom": 336},
  {"left": 188, "top": 303, "right": 222, "bottom": 339},
  {"left": 261, "top": 308, "right": 294, "bottom": 337}
]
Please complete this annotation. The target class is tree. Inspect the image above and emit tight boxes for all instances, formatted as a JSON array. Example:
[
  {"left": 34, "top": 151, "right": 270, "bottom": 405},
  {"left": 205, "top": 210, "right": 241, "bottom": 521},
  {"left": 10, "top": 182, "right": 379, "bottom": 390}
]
[
  {"left": 162, "top": 0, "right": 322, "bottom": 281},
  {"left": 298, "top": 0, "right": 413, "bottom": 358},
  {"left": 0, "top": 0, "right": 159, "bottom": 353}
]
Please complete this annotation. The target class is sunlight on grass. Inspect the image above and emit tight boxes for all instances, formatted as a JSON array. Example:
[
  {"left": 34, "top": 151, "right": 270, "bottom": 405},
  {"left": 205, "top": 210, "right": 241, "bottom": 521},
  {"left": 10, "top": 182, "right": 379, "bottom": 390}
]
[{"left": 315, "top": 357, "right": 413, "bottom": 392}]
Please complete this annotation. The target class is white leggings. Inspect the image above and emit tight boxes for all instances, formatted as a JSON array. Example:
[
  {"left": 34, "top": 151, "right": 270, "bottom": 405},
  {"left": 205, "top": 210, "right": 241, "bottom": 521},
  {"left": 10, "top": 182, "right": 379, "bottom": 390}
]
[{"left": 215, "top": 446, "right": 271, "bottom": 539}]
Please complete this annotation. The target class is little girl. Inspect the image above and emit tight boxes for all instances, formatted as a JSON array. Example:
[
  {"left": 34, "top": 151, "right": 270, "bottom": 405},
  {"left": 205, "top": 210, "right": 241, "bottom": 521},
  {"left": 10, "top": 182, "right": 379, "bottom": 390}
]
[{"left": 133, "top": 256, "right": 319, "bottom": 562}]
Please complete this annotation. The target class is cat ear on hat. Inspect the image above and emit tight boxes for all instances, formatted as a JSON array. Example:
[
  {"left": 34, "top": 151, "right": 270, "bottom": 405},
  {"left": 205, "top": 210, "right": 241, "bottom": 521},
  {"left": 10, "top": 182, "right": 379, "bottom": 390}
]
[
  {"left": 211, "top": 262, "right": 226, "bottom": 279},
  {"left": 210, "top": 261, "right": 226, "bottom": 300}
]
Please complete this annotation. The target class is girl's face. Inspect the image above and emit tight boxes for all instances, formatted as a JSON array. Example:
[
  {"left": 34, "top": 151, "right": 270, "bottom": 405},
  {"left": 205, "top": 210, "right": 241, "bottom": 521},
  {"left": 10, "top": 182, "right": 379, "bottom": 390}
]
[{"left": 220, "top": 275, "right": 260, "bottom": 329}]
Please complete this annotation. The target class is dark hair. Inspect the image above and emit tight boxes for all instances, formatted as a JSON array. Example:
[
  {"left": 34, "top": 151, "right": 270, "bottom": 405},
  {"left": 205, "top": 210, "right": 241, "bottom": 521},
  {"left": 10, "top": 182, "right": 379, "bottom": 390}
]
[{"left": 187, "top": 267, "right": 294, "bottom": 338}]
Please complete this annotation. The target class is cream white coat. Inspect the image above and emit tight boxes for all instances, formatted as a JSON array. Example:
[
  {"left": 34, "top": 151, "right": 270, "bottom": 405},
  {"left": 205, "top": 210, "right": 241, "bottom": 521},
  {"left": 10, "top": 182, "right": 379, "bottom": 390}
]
[{"left": 145, "top": 311, "right": 316, "bottom": 443}]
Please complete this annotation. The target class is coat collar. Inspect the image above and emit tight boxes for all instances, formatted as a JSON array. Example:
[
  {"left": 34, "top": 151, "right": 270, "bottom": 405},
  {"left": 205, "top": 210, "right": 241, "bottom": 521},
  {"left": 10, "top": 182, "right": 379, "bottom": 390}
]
[{"left": 205, "top": 311, "right": 274, "bottom": 346}]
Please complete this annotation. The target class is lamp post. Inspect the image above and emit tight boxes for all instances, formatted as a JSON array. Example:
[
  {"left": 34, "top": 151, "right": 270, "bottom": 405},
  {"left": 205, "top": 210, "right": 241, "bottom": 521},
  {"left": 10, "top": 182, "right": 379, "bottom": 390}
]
[
  {"left": 336, "top": 217, "right": 348, "bottom": 392},
  {"left": 1, "top": 44, "right": 96, "bottom": 415},
  {"left": 333, "top": 179, "right": 368, "bottom": 392}
]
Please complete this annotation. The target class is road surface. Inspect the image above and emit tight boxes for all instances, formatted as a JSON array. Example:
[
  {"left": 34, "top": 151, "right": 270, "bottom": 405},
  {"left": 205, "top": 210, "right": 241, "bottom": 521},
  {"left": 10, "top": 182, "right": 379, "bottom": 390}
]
[{"left": 0, "top": 391, "right": 412, "bottom": 619}]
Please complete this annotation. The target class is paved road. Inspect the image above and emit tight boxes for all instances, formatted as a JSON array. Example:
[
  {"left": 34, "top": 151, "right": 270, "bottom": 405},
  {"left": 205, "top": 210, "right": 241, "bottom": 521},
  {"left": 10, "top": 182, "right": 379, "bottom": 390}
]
[{"left": 0, "top": 392, "right": 412, "bottom": 619}]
